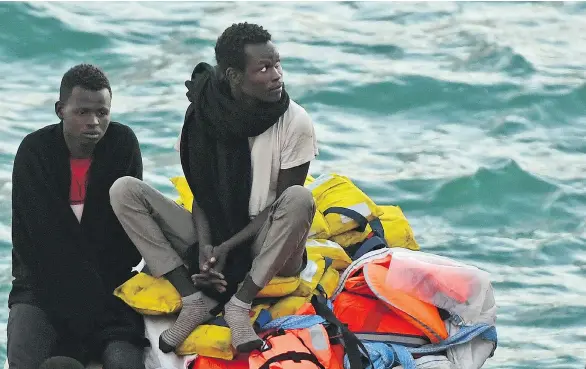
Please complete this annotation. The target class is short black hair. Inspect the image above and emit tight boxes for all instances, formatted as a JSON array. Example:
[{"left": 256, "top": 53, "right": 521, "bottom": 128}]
[
  {"left": 215, "top": 22, "right": 272, "bottom": 74},
  {"left": 59, "top": 63, "right": 112, "bottom": 102}
]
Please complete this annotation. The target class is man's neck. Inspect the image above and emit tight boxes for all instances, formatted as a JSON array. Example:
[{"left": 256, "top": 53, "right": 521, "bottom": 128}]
[
  {"left": 230, "top": 86, "right": 259, "bottom": 108},
  {"left": 65, "top": 139, "right": 94, "bottom": 159}
]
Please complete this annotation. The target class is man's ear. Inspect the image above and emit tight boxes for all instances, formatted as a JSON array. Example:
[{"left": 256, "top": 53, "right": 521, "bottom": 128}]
[
  {"left": 225, "top": 67, "right": 243, "bottom": 87},
  {"left": 55, "top": 101, "right": 64, "bottom": 120}
]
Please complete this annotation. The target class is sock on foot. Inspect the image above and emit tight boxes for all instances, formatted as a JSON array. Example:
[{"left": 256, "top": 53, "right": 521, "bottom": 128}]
[
  {"left": 224, "top": 296, "right": 263, "bottom": 353},
  {"left": 159, "top": 292, "right": 216, "bottom": 353}
]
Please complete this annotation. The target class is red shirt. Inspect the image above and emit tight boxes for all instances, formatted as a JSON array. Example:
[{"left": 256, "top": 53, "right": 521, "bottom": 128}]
[{"left": 70, "top": 158, "right": 91, "bottom": 221}]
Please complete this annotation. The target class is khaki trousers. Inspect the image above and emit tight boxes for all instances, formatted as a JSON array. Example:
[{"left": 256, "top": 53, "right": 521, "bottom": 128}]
[{"left": 109, "top": 176, "right": 315, "bottom": 287}]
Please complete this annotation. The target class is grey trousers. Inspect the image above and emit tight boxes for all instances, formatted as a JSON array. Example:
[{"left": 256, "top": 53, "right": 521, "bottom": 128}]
[
  {"left": 109, "top": 177, "right": 315, "bottom": 288},
  {"left": 7, "top": 304, "right": 144, "bottom": 369}
]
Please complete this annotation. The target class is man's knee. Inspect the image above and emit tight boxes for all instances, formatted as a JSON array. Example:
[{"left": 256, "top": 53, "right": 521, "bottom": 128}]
[
  {"left": 109, "top": 176, "right": 143, "bottom": 210},
  {"left": 39, "top": 357, "right": 85, "bottom": 369},
  {"left": 7, "top": 304, "right": 57, "bottom": 369},
  {"left": 278, "top": 185, "right": 315, "bottom": 218},
  {"left": 102, "top": 341, "right": 144, "bottom": 369}
]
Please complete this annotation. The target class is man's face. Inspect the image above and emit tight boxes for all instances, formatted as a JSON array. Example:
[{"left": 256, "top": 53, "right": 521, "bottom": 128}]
[
  {"left": 56, "top": 86, "right": 111, "bottom": 145},
  {"left": 238, "top": 41, "right": 284, "bottom": 103}
]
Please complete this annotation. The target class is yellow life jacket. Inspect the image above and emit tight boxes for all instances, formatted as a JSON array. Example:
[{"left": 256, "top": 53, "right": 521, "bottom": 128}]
[
  {"left": 305, "top": 239, "right": 352, "bottom": 271},
  {"left": 308, "top": 211, "right": 331, "bottom": 240},
  {"left": 290, "top": 252, "right": 327, "bottom": 297},
  {"left": 330, "top": 205, "right": 419, "bottom": 252},
  {"left": 169, "top": 176, "right": 193, "bottom": 211},
  {"left": 113, "top": 272, "right": 300, "bottom": 315},
  {"left": 305, "top": 174, "right": 385, "bottom": 237},
  {"left": 268, "top": 256, "right": 339, "bottom": 320},
  {"left": 176, "top": 303, "right": 270, "bottom": 359}
]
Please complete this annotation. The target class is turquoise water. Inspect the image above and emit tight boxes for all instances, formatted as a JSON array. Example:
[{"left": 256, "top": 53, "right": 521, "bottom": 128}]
[{"left": 1, "top": 1, "right": 585, "bottom": 367}]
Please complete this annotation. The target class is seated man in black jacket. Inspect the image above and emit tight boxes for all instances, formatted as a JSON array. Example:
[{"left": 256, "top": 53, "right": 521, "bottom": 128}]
[{"left": 8, "top": 64, "right": 148, "bottom": 369}]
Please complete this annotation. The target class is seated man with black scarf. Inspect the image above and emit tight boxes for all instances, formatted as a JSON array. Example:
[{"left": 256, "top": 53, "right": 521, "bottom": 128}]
[
  {"left": 109, "top": 22, "right": 318, "bottom": 354},
  {"left": 8, "top": 64, "right": 148, "bottom": 369}
]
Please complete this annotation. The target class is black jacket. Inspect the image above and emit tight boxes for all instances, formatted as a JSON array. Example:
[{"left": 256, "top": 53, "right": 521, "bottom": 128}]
[{"left": 9, "top": 121, "right": 148, "bottom": 359}]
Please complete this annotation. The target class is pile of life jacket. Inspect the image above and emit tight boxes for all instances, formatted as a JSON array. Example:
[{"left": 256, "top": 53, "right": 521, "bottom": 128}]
[{"left": 112, "top": 173, "right": 498, "bottom": 369}]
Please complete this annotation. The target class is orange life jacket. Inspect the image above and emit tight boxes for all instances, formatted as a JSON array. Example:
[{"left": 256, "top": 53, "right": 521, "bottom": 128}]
[
  {"left": 329, "top": 343, "right": 346, "bottom": 369},
  {"left": 333, "top": 291, "right": 431, "bottom": 347},
  {"left": 249, "top": 326, "right": 331, "bottom": 369},
  {"left": 247, "top": 297, "right": 359, "bottom": 369},
  {"left": 335, "top": 253, "right": 449, "bottom": 344},
  {"left": 295, "top": 295, "right": 372, "bottom": 369},
  {"left": 191, "top": 355, "right": 249, "bottom": 369}
]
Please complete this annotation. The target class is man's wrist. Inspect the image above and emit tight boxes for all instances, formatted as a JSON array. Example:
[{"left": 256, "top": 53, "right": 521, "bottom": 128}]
[{"left": 217, "top": 241, "right": 234, "bottom": 252}]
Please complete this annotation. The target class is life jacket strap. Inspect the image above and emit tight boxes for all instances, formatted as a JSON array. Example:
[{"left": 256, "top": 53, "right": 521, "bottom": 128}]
[
  {"left": 324, "top": 206, "right": 388, "bottom": 260},
  {"left": 354, "top": 332, "right": 430, "bottom": 347},
  {"left": 258, "top": 351, "right": 325, "bottom": 369},
  {"left": 310, "top": 293, "right": 373, "bottom": 369},
  {"left": 351, "top": 236, "right": 387, "bottom": 260}
]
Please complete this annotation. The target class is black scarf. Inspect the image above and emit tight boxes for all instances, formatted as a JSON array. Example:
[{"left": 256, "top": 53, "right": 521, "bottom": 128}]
[
  {"left": 180, "top": 62, "right": 289, "bottom": 310},
  {"left": 9, "top": 122, "right": 148, "bottom": 362}
]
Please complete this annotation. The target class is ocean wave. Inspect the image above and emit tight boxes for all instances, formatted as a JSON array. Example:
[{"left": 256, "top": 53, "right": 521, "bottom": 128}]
[
  {"left": 300, "top": 72, "right": 585, "bottom": 124},
  {"left": 433, "top": 158, "right": 557, "bottom": 203},
  {"left": 0, "top": 3, "right": 109, "bottom": 61},
  {"left": 417, "top": 159, "right": 561, "bottom": 231},
  {"left": 432, "top": 27, "right": 536, "bottom": 77},
  {"left": 299, "top": 76, "right": 519, "bottom": 115}
]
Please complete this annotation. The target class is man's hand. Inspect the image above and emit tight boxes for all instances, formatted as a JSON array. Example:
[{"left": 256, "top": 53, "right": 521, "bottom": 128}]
[
  {"left": 192, "top": 244, "right": 228, "bottom": 293},
  {"left": 198, "top": 244, "right": 214, "bottom": 274},
  {"left": 208, "top": 244, "right": 229, "bottom": 279},
  {"left": 191, "top": 273, "right": 227, "bottom": 293}
]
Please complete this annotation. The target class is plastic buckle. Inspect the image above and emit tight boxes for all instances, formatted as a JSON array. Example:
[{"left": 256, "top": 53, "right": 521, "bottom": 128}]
[{"left": 450, "top": 314, "right": 465, "bottom": 326}]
